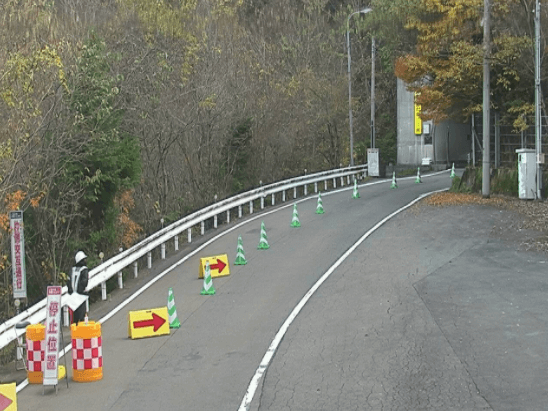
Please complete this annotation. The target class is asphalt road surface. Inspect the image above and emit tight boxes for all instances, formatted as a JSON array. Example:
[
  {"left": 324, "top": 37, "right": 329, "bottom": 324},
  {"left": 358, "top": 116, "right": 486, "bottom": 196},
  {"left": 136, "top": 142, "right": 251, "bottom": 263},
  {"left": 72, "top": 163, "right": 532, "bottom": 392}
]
[{"left": 16, "top": 170, "right": 546, "bottom": 411}]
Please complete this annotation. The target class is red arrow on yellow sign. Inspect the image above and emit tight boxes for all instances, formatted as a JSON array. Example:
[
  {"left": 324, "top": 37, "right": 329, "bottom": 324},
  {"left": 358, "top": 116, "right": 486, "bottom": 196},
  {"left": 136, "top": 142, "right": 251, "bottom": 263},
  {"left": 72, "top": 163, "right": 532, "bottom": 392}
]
[{"left": 199, "top": 254, "right": 230, "bottom": 279}]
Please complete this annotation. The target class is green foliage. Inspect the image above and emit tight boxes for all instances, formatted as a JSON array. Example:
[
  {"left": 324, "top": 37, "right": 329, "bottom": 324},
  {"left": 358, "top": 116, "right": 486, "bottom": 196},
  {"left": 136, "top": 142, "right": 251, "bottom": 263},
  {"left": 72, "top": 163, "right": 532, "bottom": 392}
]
[
  {"left": 226, "top": 117, "right": 254, "bottom": 192},
  {"left": 62, "top": 34, "right": 141, "bottom": 252},
  {"left": 376, "top": 128, "right": 397, "bottom": 165}
]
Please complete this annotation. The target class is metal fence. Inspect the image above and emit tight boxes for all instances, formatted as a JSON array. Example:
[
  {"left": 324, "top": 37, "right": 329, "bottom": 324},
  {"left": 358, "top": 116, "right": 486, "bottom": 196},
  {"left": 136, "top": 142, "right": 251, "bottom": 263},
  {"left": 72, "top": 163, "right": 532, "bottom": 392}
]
[{"left": 0, "top": 164, "right": 368, "bottom": 351}]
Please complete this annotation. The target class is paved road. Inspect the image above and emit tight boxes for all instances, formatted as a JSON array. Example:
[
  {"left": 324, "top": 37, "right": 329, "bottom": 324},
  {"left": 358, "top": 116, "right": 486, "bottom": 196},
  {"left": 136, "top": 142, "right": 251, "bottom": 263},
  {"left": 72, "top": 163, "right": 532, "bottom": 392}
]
[{"left": 15, "top": 170, "right": 547, "bottom": 410}]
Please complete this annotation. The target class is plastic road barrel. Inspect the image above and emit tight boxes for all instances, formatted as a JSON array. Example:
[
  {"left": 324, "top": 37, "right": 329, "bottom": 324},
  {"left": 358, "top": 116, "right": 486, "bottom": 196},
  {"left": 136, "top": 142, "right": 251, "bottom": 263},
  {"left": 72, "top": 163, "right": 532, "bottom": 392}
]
[
  {"left": 26, "top": 324, "right": 45, "bottom": 384},
  {"left": 71, "top": 321, "right": 103, "bottom": 382}
]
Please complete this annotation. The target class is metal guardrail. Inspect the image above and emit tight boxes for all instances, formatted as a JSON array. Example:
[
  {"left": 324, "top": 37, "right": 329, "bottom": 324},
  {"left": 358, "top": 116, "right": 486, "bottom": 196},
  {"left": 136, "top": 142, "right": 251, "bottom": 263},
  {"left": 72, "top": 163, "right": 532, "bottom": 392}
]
[{"left": 0, "top": 165, "right": 367, "bottom": 350}]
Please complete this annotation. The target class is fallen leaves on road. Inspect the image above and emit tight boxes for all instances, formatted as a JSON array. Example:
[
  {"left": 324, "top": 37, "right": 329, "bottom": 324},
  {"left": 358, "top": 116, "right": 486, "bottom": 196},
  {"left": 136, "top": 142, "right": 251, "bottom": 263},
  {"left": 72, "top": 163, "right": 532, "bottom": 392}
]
[{"left": 422, "top": 192, "right": 548, "bottom": 253}]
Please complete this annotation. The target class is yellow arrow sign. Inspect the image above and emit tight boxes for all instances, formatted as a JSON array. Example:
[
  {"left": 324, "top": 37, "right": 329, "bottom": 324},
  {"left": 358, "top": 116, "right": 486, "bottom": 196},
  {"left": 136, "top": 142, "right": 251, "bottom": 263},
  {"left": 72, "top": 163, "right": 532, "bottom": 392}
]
[
  {"left": 128, "top": 307, "right": 170, "bottom": 340},
  {"left": 0, "top": 383, "right": 16, "bottom": 411},
  {"left": 199, "top": 254, "right": 230, "bottom": 279}
]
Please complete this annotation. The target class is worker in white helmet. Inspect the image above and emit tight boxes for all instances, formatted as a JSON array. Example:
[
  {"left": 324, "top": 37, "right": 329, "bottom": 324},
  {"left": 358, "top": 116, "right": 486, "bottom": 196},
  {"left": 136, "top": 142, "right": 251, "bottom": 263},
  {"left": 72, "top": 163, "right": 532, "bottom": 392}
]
[{"left": 68, "top": 251, "right": 89, "bottom": 324}]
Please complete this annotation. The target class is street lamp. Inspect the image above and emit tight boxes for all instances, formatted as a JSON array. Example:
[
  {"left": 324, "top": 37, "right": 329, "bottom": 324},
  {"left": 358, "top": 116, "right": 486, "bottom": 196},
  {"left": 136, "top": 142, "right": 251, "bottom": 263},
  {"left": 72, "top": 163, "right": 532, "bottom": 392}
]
[{"left": 347, "top": 7, "right": 372, "bottom": 166}]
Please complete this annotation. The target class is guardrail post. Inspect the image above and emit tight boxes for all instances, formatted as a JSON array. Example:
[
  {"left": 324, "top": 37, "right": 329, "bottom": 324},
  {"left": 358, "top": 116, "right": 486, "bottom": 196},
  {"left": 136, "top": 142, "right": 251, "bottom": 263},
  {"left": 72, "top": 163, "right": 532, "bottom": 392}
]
[
  {"left": 134, "top": 261, "right": 138, "bottom": 278},
  {"left": 282, "top": 190, "right": 286, "bottom": 202},
  {"left": 63, "top": 306, "right": 69, "bottom": 326},
  {"left": 161, "top": 242, "right": 166, "bottom": 259},
  {"left": 340, "top": 176, "right": 344, "bottom": 186},
  {"left": 260, "top": 196, "right": 264, "bottom": 209},
  {"left": 304, "top": 184, "right": 308, "bottom": 196},
  {"left": 201, "top": 221, "right": 205, "bottom": 235},
  {"left": 347, "top": 175, "right": 350, "bottom": 185},
  {"left": 174, "top": 235, "right": 179, "bottom": 251},
  {"left": 188, "top": 228, "right": 192, "bottom": 243},
  {"left": 101, "top": 281, "right": 107, "bottom": 300},
  {"left": 118, "top": 247, "right": 124, "bottom": 288},
  {"left": 314, "top": 182, "right": 318, "bottom": 193},
  {"left": 333, "top": 178, "right": 336, "bottom": 188},
  {"left": 271, "top": 193, "right": 275, "bottom": 206},
  {"left": 147, "top": 251, "right": 152, "bottom": 269},
  {"left": 324, "top": 180, "right": 327, "bottom": 191},
  {"left": 226, "top": 210, "right": 230, "bottom": 224},
  {"left": 238, "top": 205, "right": 242, "bottom": 218},
  {"left": 214, "top": 215, "right": 218, "bottom": 228},
  {"left": 293, "top": 187, "right": 297, "bottom": 199},
  {"left": 249, "top": 201, "right": 253, "bottom": 214}
]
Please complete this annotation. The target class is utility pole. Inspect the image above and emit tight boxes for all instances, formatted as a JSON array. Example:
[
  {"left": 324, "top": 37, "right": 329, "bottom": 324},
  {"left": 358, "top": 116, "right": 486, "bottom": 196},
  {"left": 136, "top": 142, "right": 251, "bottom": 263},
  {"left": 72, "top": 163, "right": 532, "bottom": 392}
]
[
  {"left": 535, "top": 0, "right": 542, "bottom": 199},
  {"left": 371, "top": 37, "right": 376, "bottom": 149},
  {"left": 482, "top": 0, "right": 491, "bottom": 198}
]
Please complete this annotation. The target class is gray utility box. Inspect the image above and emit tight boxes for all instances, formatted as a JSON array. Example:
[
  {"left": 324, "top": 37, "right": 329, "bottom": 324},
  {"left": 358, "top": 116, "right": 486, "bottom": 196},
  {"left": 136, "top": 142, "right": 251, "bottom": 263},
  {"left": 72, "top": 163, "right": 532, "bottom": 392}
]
[{"left": 516, "top": 148, "right": 536, "bottom": 199}]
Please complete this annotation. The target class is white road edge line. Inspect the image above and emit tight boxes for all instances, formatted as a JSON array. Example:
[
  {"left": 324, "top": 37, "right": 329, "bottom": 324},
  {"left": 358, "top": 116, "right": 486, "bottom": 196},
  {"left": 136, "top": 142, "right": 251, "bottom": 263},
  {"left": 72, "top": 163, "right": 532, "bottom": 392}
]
[
  {"left": 16, "top": 170, "right": 450, "bottom": 394},
  {"left": 237, "top": 188, "right": 448, "bottom": 411}
]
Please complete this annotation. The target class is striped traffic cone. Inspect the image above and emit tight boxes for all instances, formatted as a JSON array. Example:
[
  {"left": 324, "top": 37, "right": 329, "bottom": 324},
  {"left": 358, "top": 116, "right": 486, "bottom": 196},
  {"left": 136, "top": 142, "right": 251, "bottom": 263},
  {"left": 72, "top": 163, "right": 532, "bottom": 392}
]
[
  {"left": 415, "top": 167, "right": 422, "bottom": 184},
  {"left": 290, "top": 204, "right": 301, "bottom": 227},
  {"left": 390, "top": 172, "right": 398, "bottom": 189},
  {"left": 167, "top": 287, "right": 181, "bottom": 328},
  {"left": 450, "top": 163, "right": 456, "bottom": 178},
  {"left": 257, "top": 221, "right": 270, "bottom": 249},
  {"left": 234, "top": 235, "right": 247, "bottom": 265},
  {"left": 352, "top": 179, "right": 360, "bottom": 199},
  {"left": 316, "top": 192, "right": 325, "bottom": 214},
  {"left": 200, "top": 262, "right": 216, "bottom": 295}
]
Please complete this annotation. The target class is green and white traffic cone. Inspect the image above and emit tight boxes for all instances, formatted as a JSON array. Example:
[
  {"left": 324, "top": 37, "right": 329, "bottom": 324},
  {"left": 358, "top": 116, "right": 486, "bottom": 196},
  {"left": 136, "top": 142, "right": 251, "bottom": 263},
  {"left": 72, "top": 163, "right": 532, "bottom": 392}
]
[
  {"left": 415, "top": 167, "right": 422, "bottom": 184},
  {"left": 390, "top": 172, "right": 398, "bottom": 189},
  {"left": 450, "top": 163, "right": 456, "bottom": 178},
  {"left": 167, "top": 287, "right": 181, "bottom": 328},
  {"left": 352, "top": 179, "right": 360, "bottom": 199},
  {"left": 257, "top": 221, "right": 270, "bottom": 249},
  {"left": 290, "top": 204, "right": 301, "bottom": 227},
  {"left": 234, "top": 235, "right": 247, "bottom": 265},
  {"left": 316, "top": 192, "right": 325, "bottom": 214},
  {"left": 200, "top": 261, "right": 216, "bottom": 295}
]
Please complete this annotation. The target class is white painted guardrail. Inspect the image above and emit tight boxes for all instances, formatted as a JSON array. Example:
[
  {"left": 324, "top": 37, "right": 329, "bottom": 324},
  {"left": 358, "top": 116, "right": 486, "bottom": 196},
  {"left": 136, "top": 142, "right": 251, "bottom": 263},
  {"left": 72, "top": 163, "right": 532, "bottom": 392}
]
[{"left": 0, "top": 165, "right": 367, "bottom": 350}]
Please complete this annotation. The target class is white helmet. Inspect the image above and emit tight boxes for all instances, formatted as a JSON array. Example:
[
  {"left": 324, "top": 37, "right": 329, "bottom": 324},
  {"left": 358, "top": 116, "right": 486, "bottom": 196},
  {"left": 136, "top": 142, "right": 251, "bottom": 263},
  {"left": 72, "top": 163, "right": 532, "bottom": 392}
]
[{"left": 75, "top": 251, "right": 87, "bottom": 264}]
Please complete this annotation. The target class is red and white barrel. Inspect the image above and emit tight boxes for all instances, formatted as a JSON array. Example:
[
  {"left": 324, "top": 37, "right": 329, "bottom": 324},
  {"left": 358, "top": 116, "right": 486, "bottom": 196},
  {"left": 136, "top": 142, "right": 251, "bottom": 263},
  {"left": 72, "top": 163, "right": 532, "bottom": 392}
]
[
  {"left": 71, "top": 321, "right": 103, "bottom": 382},
  {"left": 26, "top": 324, "right": 46, "bottom": 384}
]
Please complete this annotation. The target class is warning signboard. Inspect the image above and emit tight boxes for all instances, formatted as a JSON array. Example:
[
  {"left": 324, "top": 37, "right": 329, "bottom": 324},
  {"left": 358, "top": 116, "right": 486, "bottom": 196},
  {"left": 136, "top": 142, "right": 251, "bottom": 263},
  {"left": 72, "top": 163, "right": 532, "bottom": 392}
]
[
  {"left": 128, "top": 307, "right": 170, "bottom": 340},
  {"left": 199, "top": 254, "right": 230, "bottom": 279},
  {"left": 0, "top": 383, "right": 16, "bottom": 411}
]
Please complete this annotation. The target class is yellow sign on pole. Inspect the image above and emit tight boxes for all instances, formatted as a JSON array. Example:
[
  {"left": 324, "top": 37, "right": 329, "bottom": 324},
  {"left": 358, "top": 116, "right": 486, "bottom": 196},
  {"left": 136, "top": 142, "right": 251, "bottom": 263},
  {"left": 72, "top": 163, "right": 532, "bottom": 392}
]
[
  {"left": 414, "top": 92, "right": 422, "bottom": 135},
  {"left": 199, "top": 254, "right": 230, "bottom": 279},
  {"left": 0, "top": 383, "right": 17, "bottom": 411},
  {"left": 128, "top": 307, "right": 170, "bottom": 340}
]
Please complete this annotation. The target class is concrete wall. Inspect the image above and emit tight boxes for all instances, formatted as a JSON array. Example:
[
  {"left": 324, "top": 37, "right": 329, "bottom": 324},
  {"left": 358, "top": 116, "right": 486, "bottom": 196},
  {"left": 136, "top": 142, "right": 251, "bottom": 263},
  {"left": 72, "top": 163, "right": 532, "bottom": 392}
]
[{"left": 396, "top": 78, "right": 472, "bottom": 167}]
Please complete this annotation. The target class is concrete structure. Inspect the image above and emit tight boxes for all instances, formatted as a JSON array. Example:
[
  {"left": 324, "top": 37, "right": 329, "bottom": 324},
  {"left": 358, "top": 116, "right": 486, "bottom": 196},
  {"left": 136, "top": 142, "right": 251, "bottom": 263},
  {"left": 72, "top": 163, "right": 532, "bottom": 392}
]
[{"left": 397, "top": 78, "right": 471, "bottom": 168}]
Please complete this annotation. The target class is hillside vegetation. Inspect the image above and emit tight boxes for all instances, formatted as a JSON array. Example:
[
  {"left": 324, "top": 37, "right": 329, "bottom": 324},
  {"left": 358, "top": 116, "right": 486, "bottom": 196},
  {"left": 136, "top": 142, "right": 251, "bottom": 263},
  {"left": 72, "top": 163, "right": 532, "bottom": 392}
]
[{"left": 0, "top": 0, "right": 544, "bottom": 312}]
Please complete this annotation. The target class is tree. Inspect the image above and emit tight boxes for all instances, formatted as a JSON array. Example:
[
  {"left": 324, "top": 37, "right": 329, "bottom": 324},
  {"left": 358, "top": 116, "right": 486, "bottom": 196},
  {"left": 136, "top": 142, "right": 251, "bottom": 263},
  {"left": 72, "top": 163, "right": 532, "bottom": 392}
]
[{"left": 394, "top": 0, "right": 534, "bottom": 128}]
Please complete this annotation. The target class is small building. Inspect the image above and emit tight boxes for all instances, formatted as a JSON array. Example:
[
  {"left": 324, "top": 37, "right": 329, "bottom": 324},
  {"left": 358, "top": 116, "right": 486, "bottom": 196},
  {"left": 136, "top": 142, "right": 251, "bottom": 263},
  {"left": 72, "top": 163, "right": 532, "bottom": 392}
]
[{"left": 396, "top": 78, "right": 471, "bottom": 169}]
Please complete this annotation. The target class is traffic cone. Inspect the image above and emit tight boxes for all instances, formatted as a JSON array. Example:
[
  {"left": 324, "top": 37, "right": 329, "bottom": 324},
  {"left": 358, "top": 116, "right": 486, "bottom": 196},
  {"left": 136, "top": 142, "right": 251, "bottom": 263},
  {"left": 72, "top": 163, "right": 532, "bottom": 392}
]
[
  {"left": 234, "top": 235, "right": 247, "bottom": 265},
  {"left": 352, "top": 179, "right": 360, "bottom": 199},
  {"left": 316, "top": 192, "right": 325, "bottom": 214},
  {"left": 450, "top": 163, "right": 456, "bottom": 178},
  {"left": 200, "top": 261, "right": 216, "bottom": 295},
  {"left": 257, "top": 221, "right": 270, "bottom": 249},
  {"left": 167, "top": 287, "right": 181, "bottom": 328},
  {"left": 415, "top": 167, "right": 422, "bottom": 184},
  {"left": 290, "top": 204, "right": 301, "bottom": 227},
  {"left": 390, "top": 172, "right": 398, "bottom": 189}
]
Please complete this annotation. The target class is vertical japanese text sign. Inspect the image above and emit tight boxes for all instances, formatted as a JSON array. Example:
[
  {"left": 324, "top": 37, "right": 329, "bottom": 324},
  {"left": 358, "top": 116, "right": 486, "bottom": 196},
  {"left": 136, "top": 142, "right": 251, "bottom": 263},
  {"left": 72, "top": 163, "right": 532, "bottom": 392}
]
[
  {"left": 10, "top": 211, "right": 26, "bottom": 299},
  {"left": 43, "top": 286, "right": 62, "bottom": 386},
  {"left": 414, "top": 92, "right": 422, "bottom": 135}
]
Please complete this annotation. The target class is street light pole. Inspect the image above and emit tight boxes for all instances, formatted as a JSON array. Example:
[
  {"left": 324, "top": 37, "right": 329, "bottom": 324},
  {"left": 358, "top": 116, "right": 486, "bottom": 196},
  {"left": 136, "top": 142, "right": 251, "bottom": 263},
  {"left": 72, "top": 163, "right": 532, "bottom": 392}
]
[{"left": 347, "top": 7, "right": 372, "bottom": 166}]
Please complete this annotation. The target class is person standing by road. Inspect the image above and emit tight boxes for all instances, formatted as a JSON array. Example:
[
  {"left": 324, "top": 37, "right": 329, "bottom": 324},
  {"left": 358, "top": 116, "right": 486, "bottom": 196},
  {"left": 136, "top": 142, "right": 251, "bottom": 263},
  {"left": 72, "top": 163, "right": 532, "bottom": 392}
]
[{"left": 68, "top": 251, "right": 89, "bottom": 324}]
